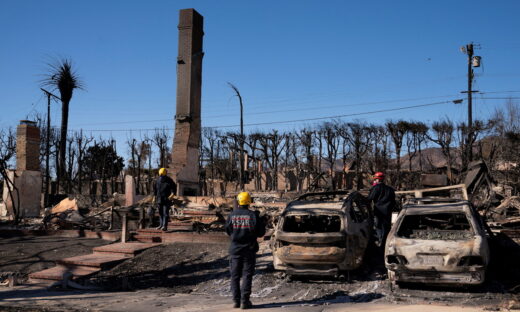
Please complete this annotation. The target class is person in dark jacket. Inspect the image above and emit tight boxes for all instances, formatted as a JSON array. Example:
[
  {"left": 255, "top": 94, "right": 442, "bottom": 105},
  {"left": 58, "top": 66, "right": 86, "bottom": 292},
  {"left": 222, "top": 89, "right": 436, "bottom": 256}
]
[
  {"left": 368, "top": 172, "right": 396, "bottom": 247},
  {"left": 225, "top": 192, "right": 265, "bottom": 309},
  {"left": 154, "top": 168, "right": 176, "bottom": 231}
]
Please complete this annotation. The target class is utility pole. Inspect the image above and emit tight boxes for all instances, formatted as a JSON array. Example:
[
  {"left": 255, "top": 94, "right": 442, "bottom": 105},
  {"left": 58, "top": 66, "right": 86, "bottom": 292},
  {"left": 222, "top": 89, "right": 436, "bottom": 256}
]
[
  {"left": 228, "top": 83, "right": 245, "bottom": 191},
  {"left": 460, "top": 43, "right": 481, "bottom": 163},
  {"left": 466, "top": 43, "right": 474, "bottom": 132},
  {"left": 40, "top": 88, "right": 60, "bottom": 207}
]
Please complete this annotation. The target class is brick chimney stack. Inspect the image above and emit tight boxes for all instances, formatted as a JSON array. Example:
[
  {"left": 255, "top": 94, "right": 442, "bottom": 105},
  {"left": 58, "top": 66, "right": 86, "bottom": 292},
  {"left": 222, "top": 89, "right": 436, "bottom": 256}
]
[
  {"left": 16, "top": 120, "right": 40, "bottom": 171},
  {"left": 170, "top": 8, "right": 204, "bottom": 196}
]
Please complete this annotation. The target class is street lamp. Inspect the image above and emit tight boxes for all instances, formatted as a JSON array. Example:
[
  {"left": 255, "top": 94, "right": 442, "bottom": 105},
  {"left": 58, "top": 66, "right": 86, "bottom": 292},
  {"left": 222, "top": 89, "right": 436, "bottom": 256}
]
[{"left": 228, "top": 82, "right": 245, "bottom": 191}]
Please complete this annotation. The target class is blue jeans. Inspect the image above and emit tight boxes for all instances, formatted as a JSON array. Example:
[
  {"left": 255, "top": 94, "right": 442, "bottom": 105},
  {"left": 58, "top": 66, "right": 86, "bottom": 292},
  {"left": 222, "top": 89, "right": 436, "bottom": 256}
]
[
  {"left": 230, "top": 251, "right": 256, "bottom": 303},
  {"left": 374, "top": 211, "right": 391, "bottom": 247},
  {"left": 158, "top": 203, "right": 170, "bottom": 229}
]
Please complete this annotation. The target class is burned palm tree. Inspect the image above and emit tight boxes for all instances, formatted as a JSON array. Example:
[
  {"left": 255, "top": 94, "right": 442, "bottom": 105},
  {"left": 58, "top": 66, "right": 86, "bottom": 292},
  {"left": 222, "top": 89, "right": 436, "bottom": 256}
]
[{"left": 42, "top": 58, "right": 83, "bottom": 190}]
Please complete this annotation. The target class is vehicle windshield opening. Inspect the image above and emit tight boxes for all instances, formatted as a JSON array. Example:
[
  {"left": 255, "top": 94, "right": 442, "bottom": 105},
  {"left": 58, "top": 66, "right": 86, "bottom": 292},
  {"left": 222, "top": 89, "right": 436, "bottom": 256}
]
[
  {"left": 283, "top": 215, "right": 341, "bottom": 233},
  {"left": 397, "top": 213, "right": 473, "bottom": 240}
]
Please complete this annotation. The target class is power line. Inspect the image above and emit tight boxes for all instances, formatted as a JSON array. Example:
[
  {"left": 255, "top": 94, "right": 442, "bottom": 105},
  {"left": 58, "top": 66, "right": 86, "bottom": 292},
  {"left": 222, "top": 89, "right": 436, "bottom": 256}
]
[
  {"left": 204, "top": 94, "right": 462, "bottom": 119},
  {"left": 56, "top": 91, "right": 520, "bottom": 128},
  {"left": 75, "top": 118, "right": 174, "bottom": 126},
  {"left": 479, "top": 90, "right": 520, "bottom": 94},
  {"left": 70, "top": 99, "right": 458, "bottom": 132},
  {"left": 75, "top": 93, "right": 462, "bottom": 127},
  {"left": 209, "top": 100, "right": 456, "bottom": 128},
  {"left": 478, "top": 97, "right": 520, "bottom": 100}
]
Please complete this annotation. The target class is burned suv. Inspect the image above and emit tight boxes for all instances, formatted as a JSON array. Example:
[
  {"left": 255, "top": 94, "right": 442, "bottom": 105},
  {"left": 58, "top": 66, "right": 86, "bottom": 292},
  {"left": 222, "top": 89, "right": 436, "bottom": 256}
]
[
  {"left": 385, "top": 198, "right": 490, "bottom": 286},
  {"left": 271, "top": 191, "right": 372, "bottom": 276}
]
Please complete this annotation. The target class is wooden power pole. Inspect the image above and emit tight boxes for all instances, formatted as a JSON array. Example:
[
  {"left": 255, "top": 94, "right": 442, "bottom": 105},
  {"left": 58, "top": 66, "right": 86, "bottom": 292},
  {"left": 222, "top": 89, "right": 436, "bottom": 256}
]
[
  {"left": 40, "top": 88, "right": 60, "bottom": 207},
  {"left": 461, "top": 43, "right": 481, "bottom": 163}
]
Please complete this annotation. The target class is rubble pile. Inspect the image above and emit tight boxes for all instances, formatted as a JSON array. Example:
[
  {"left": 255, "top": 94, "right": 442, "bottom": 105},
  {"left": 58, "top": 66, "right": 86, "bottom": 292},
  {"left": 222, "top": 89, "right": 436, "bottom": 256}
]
[
  {"left": 43, "top": 196, "right": 118, "bottom": 231},
  {"left": 23, "top": 192, "right": 290, "bottom": 233},
  {"left": 252, "top": 195, "right": 292, "bottom": 230},
  {"left": 173, "top": 208, "right": 226, "bottom": 232},
  {"left": 487, "top": 196, "right": 520, "bottom": 228},
  {"left": 134, "top": 194, "right": 289, "bottom": 232},
  {"left": 134, "top": 195, "right": 229, "bottom": 232}
]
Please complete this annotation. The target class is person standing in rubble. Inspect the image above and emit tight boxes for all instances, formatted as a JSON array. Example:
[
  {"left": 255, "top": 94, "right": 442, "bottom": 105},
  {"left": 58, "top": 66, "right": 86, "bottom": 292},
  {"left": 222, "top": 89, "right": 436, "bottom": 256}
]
[
  {"left": 154, "top": 168, "right": 176, "bottom": 231},
  {"left": 368, "top": 172, "right": 396, "bottom": 247},
  {"left": 225, "top": 192, "right": 265, "bottom": 310}
]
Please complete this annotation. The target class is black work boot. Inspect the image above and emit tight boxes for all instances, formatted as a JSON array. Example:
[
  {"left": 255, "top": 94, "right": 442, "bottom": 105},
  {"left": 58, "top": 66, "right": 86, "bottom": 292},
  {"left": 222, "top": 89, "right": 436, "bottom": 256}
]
[
  {"left": 241, "top": 300, "right": 252, "bottom": 309},
  {"left": 233, "top": 301, "right": 240, "bottom": 308}
]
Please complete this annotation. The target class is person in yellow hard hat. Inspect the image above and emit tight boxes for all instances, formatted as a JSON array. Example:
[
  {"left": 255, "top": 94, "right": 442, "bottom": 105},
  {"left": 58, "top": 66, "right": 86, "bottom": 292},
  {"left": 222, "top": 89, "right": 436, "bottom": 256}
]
[
  {"left": 225, "top": 192, "right": 265, "bottom": 309},
  {"left": 154, "top": 168, "right": 176, "bottom": 231}
]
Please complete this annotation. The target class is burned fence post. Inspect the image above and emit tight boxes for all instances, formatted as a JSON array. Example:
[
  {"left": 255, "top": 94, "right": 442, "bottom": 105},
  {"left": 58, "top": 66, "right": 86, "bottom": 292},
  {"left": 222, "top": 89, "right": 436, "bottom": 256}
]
[{"left": 121, "top": 212, "right": 128, "bottom": 243}]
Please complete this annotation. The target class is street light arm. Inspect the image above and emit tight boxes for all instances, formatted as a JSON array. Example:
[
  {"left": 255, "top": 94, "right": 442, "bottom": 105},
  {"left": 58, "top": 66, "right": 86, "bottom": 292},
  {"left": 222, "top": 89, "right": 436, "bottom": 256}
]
[{"left": 227, "top": 82, "right": 245, "bottom": 190}]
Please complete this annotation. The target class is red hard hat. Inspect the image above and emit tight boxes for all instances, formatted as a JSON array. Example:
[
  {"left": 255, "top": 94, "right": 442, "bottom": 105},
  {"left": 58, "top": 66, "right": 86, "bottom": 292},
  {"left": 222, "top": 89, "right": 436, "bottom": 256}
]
[{"left": 374, "top": 172, "right": 385, "bottom": 179}]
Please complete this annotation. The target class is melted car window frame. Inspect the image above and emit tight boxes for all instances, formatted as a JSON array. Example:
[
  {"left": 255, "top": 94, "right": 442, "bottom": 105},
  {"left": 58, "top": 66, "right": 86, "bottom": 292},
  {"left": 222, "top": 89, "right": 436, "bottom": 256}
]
[
  {"left": 282, "top": 213, "right": 343, "bottom": 233},
  {"left": 396, "top": 212, "right": 475, "bottom": 240}
]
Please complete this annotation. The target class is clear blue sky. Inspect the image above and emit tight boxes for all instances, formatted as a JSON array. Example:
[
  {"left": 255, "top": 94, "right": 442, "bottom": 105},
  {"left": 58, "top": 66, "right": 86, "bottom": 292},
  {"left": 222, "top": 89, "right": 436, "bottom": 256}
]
[{"left": 1, "top": 0, "right": 520, "bottom": 150}]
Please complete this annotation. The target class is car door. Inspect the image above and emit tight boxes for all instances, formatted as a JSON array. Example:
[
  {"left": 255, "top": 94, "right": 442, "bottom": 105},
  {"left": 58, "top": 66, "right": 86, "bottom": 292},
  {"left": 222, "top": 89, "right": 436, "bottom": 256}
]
[{"left": 344, "top": 192, "right": 372, "bottom": 268}]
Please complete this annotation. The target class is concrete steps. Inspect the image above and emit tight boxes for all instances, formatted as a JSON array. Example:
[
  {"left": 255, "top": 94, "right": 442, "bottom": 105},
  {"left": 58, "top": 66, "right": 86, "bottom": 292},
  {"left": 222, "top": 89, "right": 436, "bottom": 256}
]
[
  {"left": 92, "top": 242, "right": 158, "bottom": 256},
  {"left": 57, "top": 253, "right": 131, "bottom": 269},
  {"left": 133, "top": 224, "right": 193, "bottom": 243},
  {"left": 28, "top": 242, "right": 158, "bottom": 284},
  {"left": 169, "top": 221, "right": 196, "bottom": 231},
  {"left": 134, "top": 208, "right": 223, "bottom": 244},
  {"left": 133, "top": 234, "right": 162, "bottom": 243},
  {"left": 132, "top": 229, "right": 229, "bottom": 244},
  {"left": 133, "top": 229, "right": 165, "bottom": 243},
  {"left": 29, "top": 265, "right": 100, "bottom": 283}
]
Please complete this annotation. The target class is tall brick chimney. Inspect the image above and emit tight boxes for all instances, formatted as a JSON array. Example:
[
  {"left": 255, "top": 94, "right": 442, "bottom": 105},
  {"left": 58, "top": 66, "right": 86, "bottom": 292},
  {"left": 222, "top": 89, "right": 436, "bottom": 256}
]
[
  {"left": 16, "top": 120, "right": 40, "bottom": 171},
  {"left": 170, "top": 8, "right": 204, "bottom": 196}
]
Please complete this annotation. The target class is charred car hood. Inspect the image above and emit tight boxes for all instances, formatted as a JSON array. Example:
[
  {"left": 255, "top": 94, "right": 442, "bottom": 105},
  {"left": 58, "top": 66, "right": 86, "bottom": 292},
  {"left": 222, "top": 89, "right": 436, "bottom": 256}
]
[{"left": 387, "top": 235, "right": 487, "bottom": 271}]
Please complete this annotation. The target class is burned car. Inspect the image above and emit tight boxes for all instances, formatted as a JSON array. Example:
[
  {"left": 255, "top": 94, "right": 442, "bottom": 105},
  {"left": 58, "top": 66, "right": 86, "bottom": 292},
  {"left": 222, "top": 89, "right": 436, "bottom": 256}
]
[
  {"left": 385, "top": 198, "right": 490, "bottom": 286},
  {"left": 271, "top": 191, "right": 372, "bottom": 276}
]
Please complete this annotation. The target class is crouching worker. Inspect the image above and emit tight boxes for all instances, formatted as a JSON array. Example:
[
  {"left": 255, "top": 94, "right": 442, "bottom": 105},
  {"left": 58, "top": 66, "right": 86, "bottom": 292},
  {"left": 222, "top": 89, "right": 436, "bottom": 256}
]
[{"left": 226, "top": 192, "right": 265, "bottom": 309}]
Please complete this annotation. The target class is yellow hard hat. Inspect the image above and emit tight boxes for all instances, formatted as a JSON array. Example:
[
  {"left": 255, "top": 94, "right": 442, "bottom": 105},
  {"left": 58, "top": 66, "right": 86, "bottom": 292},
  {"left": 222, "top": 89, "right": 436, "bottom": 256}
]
[
  {"left": 158, "top": 168, "right": 167, "bottom": 176},
  {"left": 237, "top": 192, "right": 252, "bottom": 206}
]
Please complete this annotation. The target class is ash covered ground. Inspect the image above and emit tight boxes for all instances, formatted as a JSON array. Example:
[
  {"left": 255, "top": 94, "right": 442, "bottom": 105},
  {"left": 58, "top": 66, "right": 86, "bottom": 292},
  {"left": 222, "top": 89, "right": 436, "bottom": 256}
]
[
  {"left": 0, "top": 233, "right": 518, "bottom": 310},
  {"left": 0, "top": 235, "right": 109, "bottom": 281},
  {"left": 87, "top": 241, "right": 519, "bottom": 309}
]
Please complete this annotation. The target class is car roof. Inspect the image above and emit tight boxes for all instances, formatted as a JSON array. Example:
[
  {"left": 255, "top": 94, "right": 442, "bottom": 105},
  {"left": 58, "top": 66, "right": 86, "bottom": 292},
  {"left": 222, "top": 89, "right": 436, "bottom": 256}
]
[
  {"left": 404, "top": 197, "right": 468, "bottom": 204},
  {"left": 296, "top": 190, "right": 352, "bottom": 201},
  {"left": 402, "top": 200, "right": 472, "bottom": 215},
  {"left": 286, "top": 201, "right": 344, "bottom": 211},
  {"left": 284, "top": 191, "right": 352, "bottom": 214}
]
